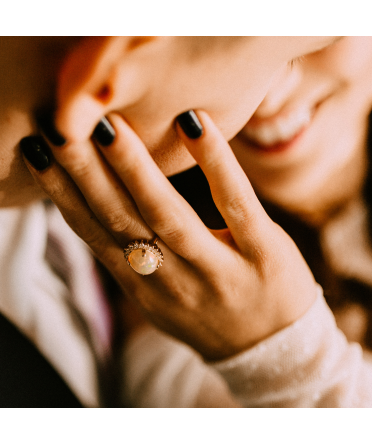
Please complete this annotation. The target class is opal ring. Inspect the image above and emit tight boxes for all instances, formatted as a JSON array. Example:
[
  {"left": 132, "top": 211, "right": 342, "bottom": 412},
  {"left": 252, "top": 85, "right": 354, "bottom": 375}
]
[{"left": 124, "top": 237, "right": 164, "bottom": 275}]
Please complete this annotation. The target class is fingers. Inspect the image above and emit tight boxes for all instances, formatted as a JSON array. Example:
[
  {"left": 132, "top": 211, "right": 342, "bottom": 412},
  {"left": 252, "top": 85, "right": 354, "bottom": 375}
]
[
  {"left": 177, "top": 111, "right": 269, "bottom": 254},
  {"left": 95, "top": 113, "right": 215, "bottom": 261},
  {"left": 39, "top": 120, "right": 154, "bottom": 246},
  {"left": 35, "top": 112, "right": 216, "bottom": 264},
  {"left": 30, "top": 108, "right": 267, "bottom": 269},
  {"left": 20, "top": 140, "right": 124, "bottom": 275},
  {"left": 20, "top": 137, "right": 188, "bottom": 285}
]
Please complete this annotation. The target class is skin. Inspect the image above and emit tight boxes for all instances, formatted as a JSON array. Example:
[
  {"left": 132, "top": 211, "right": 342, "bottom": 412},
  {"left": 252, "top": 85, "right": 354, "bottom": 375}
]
[
  {"left": 231, "top": 37, "right": 372, "bottom": 226},
  {"left": 0, "top": 37, "right": 80, "bottom": 207},
  {"left": 1, "top": 36, "right": 364, "bottom": 360},
  {"left": 24, "top": 111, "right": 317, "bottom": 360},
  {"left": 0, "top": 36, "right": 338, "bottom": 205}
]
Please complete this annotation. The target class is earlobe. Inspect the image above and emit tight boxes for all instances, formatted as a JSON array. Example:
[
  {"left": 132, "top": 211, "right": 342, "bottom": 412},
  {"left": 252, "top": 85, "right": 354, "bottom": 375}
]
[{"left": 54, "top": 36, "right": 158, "bottom": 142}]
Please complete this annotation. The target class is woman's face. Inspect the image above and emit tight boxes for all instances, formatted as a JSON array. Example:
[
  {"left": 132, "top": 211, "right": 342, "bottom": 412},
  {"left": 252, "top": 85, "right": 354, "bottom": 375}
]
[
  {"left": 231, "top": 37, "right": 372, "bottom": 224},
  {"left": 114, "top": 37, "right": 341, "bottom": 176},
  {"left": 0, "top": 36, "right": 346, "bottom": 207}
]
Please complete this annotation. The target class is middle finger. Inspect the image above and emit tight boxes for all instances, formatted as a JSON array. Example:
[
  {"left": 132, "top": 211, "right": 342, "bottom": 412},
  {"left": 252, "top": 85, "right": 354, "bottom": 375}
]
[{"left": 95, "top": 113, "right": 216, "bottom": 262}]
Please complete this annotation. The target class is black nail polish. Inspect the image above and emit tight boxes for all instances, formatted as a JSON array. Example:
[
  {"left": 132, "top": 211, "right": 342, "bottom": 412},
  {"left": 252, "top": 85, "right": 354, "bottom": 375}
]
[
  {"left": 93, "top": 117, "right": 116, "bottom": 146},
  {"left": 177, "top": 110, "right": 203, "bottom": 139},
  {"left": 20, "top": 136, "right": 52, "bottom": 171},
  {"left": 37, "top": 111, "right": 66, "bottom": 147}
]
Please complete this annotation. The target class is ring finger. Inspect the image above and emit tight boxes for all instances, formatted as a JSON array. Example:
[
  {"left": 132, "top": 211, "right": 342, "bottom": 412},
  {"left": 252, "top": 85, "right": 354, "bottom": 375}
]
[{"left": 95, "top": 113, "right": 216, "bottom": 262}]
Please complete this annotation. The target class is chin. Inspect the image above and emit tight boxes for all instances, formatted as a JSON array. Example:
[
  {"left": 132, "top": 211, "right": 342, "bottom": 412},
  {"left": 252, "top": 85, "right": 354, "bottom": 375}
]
[
  {"left": 153, "top": 145, "right": 196, "bottom": 177},
  {"left": 144, "top": 126, "right": 197, "bottom": 177}
]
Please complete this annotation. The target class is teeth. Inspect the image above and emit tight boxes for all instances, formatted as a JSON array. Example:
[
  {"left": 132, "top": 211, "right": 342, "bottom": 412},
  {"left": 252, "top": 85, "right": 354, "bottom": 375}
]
[{"left": 245, "top": 108, "right": 312, "bottom": 146}]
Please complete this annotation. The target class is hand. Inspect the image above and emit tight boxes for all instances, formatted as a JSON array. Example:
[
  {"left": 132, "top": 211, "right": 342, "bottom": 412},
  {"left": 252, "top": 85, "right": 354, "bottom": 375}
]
[{"left": 22, "top": 111, "right": 317, "bottom": 361}]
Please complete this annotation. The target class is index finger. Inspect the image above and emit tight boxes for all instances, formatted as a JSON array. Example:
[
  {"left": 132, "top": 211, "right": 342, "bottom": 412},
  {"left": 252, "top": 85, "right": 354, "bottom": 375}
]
[
  {"left": 96, "top": 113, "right": 217, "bottom": 263},
  {"left": 177, "top": 111, "right": 269, "bottom": 254}
]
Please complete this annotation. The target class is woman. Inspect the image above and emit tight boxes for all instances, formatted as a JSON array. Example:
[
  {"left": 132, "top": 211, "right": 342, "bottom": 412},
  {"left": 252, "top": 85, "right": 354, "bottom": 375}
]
[
  {"left": 119, "top": 36, "right": 372, "bottom": 407},
  {"left": 1, "top": 36, "right": 370, "bottom": 406}
]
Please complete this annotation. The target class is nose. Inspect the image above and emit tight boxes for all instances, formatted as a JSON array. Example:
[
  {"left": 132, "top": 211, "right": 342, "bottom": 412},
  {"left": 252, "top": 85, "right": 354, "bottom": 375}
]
[{"left": 254, "top": 63, "right": 302, "bottom": 118}]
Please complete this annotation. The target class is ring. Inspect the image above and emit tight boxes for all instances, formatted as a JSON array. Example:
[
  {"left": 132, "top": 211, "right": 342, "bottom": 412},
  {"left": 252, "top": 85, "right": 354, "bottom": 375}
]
[{"left": 123, "top": 237, "right": 164, "bottom": 275}]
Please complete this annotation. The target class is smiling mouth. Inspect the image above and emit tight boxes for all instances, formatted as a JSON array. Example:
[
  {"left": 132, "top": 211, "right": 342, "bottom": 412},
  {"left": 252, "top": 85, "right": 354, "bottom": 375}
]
[{"left": 241, "top": 105, "right": 315, "bottom": 153}]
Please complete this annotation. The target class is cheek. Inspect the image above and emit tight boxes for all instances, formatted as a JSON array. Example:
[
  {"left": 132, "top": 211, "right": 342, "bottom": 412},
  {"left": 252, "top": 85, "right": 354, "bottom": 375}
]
[
  {"left": 121, "top": 107, "right": 196, "bottom": 176},
  {"left": 127, "top": 76, "right": 275, "bottom": 149},
  {"left": 314, "top": 37, "right": 372, "bottom": 83},
  {"left": 0, "top": 150, "right": 44, "bottom": 208},
  {"left": 142, "top": 124, "right": 195, "bottom": 176}
]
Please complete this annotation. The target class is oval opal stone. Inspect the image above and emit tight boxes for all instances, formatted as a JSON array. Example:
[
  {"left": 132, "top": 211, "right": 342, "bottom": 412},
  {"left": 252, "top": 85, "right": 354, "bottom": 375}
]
[{"left": 128, "top": 249, "right": 159, "bottom": 275}]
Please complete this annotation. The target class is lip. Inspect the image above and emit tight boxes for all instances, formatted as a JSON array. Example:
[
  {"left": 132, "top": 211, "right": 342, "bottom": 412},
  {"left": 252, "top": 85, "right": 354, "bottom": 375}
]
[
  {"left": 240, "top": 105, "right": 318, "bottom": 155},
  {"left": 243, "top": 123, "right": 311, "bottom": 154}
]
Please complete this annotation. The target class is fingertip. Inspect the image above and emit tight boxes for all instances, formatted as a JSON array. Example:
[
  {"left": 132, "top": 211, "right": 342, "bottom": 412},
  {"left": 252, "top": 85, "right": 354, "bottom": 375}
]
[
  {"left": 20, "top": 136, "right": 53, "bottom": 171},
  {"left": 36, "top": 110, "right": 67, "bottom": 147},
  {"left": 92, "top": 116, "right": 116, "bottom": 147},
  {"left": 176, "top": 110, "right": 204, "bottom": 139}
]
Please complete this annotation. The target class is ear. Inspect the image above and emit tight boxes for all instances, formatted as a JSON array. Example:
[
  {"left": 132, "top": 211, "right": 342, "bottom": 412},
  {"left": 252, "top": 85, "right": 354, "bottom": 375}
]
[{"left": 54, "top": 36, "right": 159, "bottom": 141}]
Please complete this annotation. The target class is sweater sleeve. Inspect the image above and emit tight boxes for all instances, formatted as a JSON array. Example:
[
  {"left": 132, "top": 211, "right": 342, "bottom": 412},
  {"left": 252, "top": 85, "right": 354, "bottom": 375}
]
[
  {"left": 211, "top": 285, "right": 372, "bottom": 407},
  {"left": 121, "top": 325, "right": 241, "bottom": 407},
  {"left": 122, "top": 285, "right": 372, "bottom": 407}
]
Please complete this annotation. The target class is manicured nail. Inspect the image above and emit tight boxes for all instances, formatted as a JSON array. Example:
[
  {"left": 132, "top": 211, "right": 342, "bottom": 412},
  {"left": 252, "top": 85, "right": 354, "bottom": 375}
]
[
  {"left": 93, "top": 117, "right": 116, "bottom": 146},
  {"left": 20, "top": 136, "right": 52, "bottom": 171},
  {"left": 37, "top": 111, "right": 66, "bottom": 147},
  {"left": 177, "top": 110, "right": 203, "bottom": 139}
]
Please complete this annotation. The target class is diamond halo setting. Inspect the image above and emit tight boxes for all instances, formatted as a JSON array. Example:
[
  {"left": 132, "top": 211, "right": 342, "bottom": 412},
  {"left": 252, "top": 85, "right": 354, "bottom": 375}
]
[{"left": 123, "top": 238, "right": 164, "bottom": 275}]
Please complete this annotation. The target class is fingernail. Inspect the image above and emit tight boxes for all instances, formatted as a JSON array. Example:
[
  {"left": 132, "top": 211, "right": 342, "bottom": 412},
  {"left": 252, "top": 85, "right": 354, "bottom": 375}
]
[
  {"left": 177, "top": 110, "right": 203, "bottom": 139},
  {"left": 20, "top": 136, "right": 52, "bottom": 171},
  {"left": 36, "top": 111, "right": 66, "bottom": 147},
  {"left": 92, "top": 117, "right": 116, "bottom": 146}
]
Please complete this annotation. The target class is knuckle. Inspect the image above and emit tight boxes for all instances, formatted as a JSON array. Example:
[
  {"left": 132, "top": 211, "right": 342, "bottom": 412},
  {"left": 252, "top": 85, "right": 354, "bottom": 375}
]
[
  {"left": 162, "top": 225, "right": 187, "bottom": 245},
  {"left": 152, "top": 218, "right": 189, "bottom": 247},
  {"left": 46, "top": 176, "right": 72, "bottom": 202},
  {"left": 75, "top": 224, "right": 103, "bottom": 248},
  {"left": 202, "top": 155, "right": 224, "bottom": 172},
  {"left": 66, "top": 160, "right": 92, "bottom": 179},
  {"left": 146, "top": 210, "right": 185, "bottom": 241},
  {"left": 103, "top": 213, "right": 147, "bottom": 240},
  {"left": 98, "top": 208, "right": 152, "bottom": 243},
  {"left": 224, "top": 194, "right": 253, "bottom": 223},
  {"left": 57, "top": 149, "right": 92, "bottom": 179},
  {"left": 101, "top": 211, "right": 133, "bottom": 234}
]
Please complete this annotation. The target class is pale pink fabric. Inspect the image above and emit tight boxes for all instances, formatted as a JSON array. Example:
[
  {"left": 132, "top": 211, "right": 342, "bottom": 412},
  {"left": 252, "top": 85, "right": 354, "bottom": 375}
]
[
  {"left": 123, "top": 288, "right": 372, "bottom": 407},
  {"left": 0, "top": 202, "right": 112, "bottom": 407}
]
